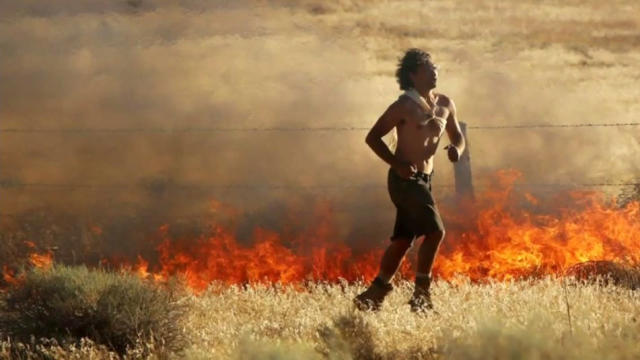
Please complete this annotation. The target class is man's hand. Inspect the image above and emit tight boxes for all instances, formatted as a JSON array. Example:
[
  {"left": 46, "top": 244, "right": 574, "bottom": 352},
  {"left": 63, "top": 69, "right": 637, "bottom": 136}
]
[
  {"left": 392, "top": 160, "right": 417, "bottom": 179},
  {"left": 427, "top": 117, "right": 446, "bottom": 137},
  {"left": 444, "top": 144, "right": 460, "bottom": 162},
  {"left": 427, "top": 106, "right": 449, "bottom": 137}
]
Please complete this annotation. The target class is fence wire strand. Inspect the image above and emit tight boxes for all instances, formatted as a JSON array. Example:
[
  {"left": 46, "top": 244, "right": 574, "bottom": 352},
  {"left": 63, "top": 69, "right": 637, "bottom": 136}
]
[
  {"left": 2, "top": 121, "right": 638, "bottom": 220},
  {"left": 1, "top": 122, "right": 639, "bottom": 134},
  {"left": 0, "top": 180, "right": 637, "bottom": 191}
]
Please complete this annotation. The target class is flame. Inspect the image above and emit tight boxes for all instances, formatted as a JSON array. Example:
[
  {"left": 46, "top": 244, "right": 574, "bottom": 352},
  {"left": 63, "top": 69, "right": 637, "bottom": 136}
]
[
  {"left": 4, "top": 170, "right": 639, "bottom": 292},
  {"left": 142, "top": 222, "right": 412, "bottom": 292},
  {"left": 2, "top": 249, "right": 53, "bottom": 286},
  {"left": 434, "top": 170, "right": 640, "bottom": 280},
  {"left": 121, "top": 201, "right": 415, "bottom": 292},
  {"left": 2, "top": 266, "right": 17, "bottom": 285},
  {"left": 130, "top": 255, "right": 165, "bottom": 282},
  {"left": 29, "top": 251, "right": 53, "bottom": 269},
  {"left": 121, "top": 169, "right": 638, "bottom": 291}
]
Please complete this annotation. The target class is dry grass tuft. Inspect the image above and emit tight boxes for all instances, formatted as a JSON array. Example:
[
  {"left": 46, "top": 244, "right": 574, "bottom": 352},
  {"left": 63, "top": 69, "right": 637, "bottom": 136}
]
[
  {"left": 566, "top": 260, "right": 640, "bottom": 290},
  {"left": 2, "top": 275, "right": 640, "bottom": 359},
  {"left": 0, "top": 265, "right": 190, "bottom": 357}
]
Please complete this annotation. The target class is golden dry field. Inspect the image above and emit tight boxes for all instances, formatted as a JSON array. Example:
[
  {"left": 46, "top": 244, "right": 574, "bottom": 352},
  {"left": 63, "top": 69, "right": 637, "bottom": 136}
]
[
  {"left": 180, "top": 278, "right": 640, "bottom": 359},
  {"left": 1, "top": 0, "right": 639, "bottom": 359},
  {"left": 2, "top": 275, "right": 640, "bottom": 359}
]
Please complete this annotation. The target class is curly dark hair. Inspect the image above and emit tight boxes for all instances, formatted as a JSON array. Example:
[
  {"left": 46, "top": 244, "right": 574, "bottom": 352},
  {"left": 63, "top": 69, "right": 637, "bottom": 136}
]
[{"left": 395, "top": 48, "right": 433, "bottom": 90}]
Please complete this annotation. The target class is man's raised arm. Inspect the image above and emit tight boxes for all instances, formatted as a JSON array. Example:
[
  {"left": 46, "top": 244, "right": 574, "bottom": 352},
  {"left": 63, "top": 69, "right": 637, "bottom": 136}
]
[{"left": 444, "top": 98, "right": 465, "bottom": 162}]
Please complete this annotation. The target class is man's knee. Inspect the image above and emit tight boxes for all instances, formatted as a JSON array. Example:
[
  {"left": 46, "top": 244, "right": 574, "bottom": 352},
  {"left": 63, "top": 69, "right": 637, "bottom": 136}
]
[
  {"left": 391, "top": 238, "right": 413, "bottom": 252},
  {"left": 424, "top": 229, "right": 445, "bottom": 244}
]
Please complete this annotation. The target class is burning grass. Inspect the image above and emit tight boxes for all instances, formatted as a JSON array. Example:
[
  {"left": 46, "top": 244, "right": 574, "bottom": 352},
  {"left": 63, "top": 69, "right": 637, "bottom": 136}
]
[
  {"left": 2, "top": 176, "right": 638, "bottom": 359},
  {"left": 82, "top": 170, "right": 639, "bottom": 291}
]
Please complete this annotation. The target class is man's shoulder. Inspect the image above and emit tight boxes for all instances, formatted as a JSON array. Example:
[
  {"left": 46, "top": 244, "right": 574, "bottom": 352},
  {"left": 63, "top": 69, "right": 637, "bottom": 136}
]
[
  {"left": 435, "top": 92, "right": 453, "bottom": 107},
  {"left": 396, "top": 93, "right": 413, "bottom": 105},
  {"left": 391, "top": 95, "right": 416, "bottom": 113}
]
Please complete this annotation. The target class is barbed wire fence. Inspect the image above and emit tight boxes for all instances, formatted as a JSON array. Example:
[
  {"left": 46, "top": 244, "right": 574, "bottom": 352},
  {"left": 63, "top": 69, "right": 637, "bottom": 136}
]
[
  {"left": 1, "top": 121, "right": 639, "bottom": 219},
  {"left": 0, "top": 181, "right": 638, "bottom": 191},
  {"left": 0, "top": 122, "right": 639, "bottom": 133}
]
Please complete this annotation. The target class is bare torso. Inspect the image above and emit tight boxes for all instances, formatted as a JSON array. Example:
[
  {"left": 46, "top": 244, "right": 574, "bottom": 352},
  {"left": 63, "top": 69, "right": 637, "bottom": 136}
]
[{"left": 394, "top": 94, "right": 450, "bottom": 174}]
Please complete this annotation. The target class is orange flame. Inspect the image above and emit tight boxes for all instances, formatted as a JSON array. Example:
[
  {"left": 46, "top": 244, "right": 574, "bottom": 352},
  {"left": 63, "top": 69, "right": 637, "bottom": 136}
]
[
  {"left": 121, "top": 170, "right": 639, "bottom": 291},
  {"left": 2, "top": 266, "right": 17, "bottom": 285},
  {"left": 6, "top": 170, "right": 637, "bottom": 293},
  {"left": 2, "top": 249, "right": 53, "bottom": 287},
  {"left": 29, "top": 251, "right": 53, "bottom": 269},
  {"left": 434, "top": 170, "right": 640, "bottom": 280},
  {"left": 139, "top": 224, "right": 412, "bottom": 292}
]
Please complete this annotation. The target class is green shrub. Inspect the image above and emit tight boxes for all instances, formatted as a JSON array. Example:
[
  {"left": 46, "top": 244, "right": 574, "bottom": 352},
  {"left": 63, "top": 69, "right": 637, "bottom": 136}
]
[{"left": 0, "top": 264, "right": 189, "bottom": 357}]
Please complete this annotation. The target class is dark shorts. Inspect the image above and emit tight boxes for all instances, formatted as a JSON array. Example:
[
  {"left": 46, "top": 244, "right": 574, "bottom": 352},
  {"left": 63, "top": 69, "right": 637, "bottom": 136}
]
[{"left": 387, "top": 167, "right": 445, "bottom": 242}]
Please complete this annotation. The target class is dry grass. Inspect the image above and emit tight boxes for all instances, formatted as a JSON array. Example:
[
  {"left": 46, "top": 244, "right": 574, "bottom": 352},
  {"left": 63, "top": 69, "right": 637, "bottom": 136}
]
[
  {"left": 566, "top": 260, "right": 640, "bottom": 290},
  {"left": 182, "top": 278, "right": 640, "bottom": 359},
  {"left": 3, "top": 277, "right": 638, "bottom": 359}
]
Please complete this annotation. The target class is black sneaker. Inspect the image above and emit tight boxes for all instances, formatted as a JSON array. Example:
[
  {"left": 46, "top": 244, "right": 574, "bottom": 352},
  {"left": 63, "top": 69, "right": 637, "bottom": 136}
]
[
  {"left": 353, "top": 277, "right": 393, "bottom": 311},
  {"left": 408, "top": 276, "right": 434, "bottom": 313}
]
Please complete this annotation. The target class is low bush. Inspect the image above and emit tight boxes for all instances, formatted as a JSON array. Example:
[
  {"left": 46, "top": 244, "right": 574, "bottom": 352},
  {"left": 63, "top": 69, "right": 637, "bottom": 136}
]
[{"left": 0, "top": 264, "right": 189, "bottom": 357}]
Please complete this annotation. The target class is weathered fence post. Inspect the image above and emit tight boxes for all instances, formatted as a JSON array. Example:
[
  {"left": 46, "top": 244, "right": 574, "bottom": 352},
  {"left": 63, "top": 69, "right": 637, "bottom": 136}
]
[{"left": 453, "top": 122, "right": 474, "bottom": 201}]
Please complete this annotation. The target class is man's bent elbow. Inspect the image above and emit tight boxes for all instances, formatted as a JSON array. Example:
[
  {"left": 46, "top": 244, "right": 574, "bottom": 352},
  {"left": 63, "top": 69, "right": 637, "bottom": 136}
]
[{"left": 365, "top": 132, "right": 377, "bottom": 146}]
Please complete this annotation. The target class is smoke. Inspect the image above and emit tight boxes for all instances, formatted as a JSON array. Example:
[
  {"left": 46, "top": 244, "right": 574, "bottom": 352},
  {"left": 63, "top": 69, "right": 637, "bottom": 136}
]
[
  {"left": 447, "top": 61, "right": 640, "bottom": 187},
  {"left": 1, "top": 1, "right": 638, "bottom": 263},
  {"left": 0, "top": 1, "right": 396, "bottom": 258}
]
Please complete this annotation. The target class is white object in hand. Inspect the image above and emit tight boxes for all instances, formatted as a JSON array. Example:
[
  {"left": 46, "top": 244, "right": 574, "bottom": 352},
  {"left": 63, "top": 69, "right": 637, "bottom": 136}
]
[{"left": 403, "top": 88, "right": 447, "bottom": 136}]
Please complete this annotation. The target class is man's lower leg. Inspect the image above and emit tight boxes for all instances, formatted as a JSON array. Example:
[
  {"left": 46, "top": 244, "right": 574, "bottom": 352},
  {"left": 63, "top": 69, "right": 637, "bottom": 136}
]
[
  {"left": 410, "top": 231, "right": 444, "bottom": 312},
  {"left": 376, "top": 239, "right": 412, "bottom": 283},
  {"left": 354, "top": 239, "right": 411, "bottom": 311}
]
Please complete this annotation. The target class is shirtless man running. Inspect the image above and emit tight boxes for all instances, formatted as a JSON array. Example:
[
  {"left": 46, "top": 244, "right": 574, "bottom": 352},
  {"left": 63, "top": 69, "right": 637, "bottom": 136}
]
[{"left": 354, "top": 48, "right": 465, "bottom": 312}]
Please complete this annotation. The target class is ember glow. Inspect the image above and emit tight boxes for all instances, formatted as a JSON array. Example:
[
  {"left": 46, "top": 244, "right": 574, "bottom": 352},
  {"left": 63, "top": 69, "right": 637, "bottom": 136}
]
[
  {"left": 1, "top": 246, "right": 53, "bottom": 286},
  {"left": 2, "top": 266, "right": 17, "bottom": 286},
  {"left": 29, "top": 252, "right": 53, "bottom": 269}
]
